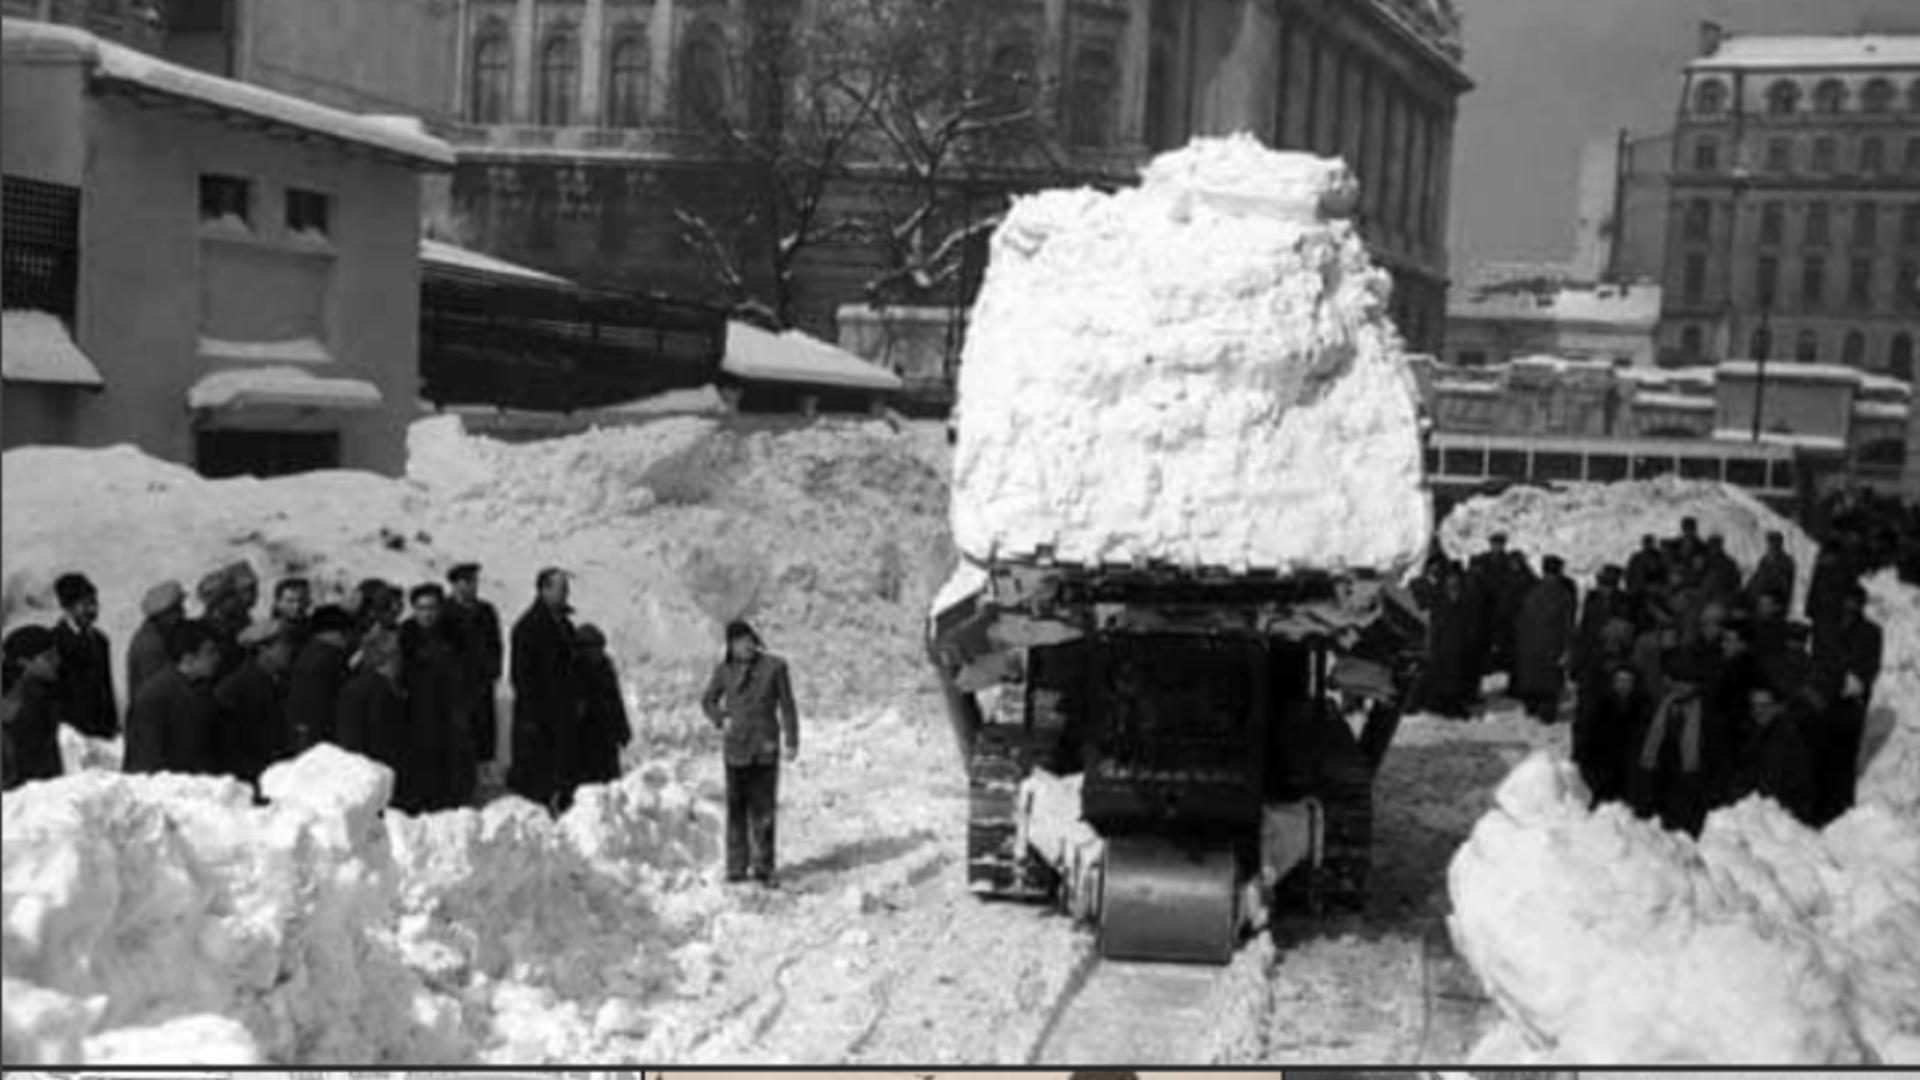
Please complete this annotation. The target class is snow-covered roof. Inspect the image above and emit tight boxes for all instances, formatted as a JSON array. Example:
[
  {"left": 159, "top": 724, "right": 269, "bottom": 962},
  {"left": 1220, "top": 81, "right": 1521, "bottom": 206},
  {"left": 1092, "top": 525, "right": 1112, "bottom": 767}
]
[
  {"left": 1, "top": 18, "right": 452, "bottom": 168},
  {"left": 1449, "top": 283, "right": 1662, "bottom": 327},
  {"left": 1858, "top": 372, "right": 1913, "bottom": 398},
  {"left": 1854, "top": 401, "right": 1913, "bottom": 422},
  {"left": 420, "top": 239, "right": 568, "bottom": 285},
  {"left": 1717, "top": 360, "right": 1867, "bottom": 384},
  {"left": 1690, "top": 34, "right": 1920, "bottom": 71},
  {"left": 1, "top": 309, "right": 105, "bottom": 388},
  {"left": 1711, "top": 428, "right": 1849, "bottom": 453},
  {"left": 1634, "top": 392, "right": 1716, "bottom": 411},
  {"left": 723, "top": 321, "right": 904, "bottom": 393},
  {"left": 187, "top": 365, "right": 383, "bottom": 412}
]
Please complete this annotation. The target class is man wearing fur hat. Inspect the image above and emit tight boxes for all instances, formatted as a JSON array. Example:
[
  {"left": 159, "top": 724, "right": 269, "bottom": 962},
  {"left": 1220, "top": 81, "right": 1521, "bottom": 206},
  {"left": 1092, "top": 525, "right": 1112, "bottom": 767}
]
[
  {"left": 50, "top": 572, "right": 117, "bottom": 739},
  {"left": 701, "top": 620, "right": 800, "bottom": 886},
  {"left": 127, "top": 580, "right": 187, "bottom": 699},
  {"left": 215, "top": 618, "right": 297, "bottom": 794}
]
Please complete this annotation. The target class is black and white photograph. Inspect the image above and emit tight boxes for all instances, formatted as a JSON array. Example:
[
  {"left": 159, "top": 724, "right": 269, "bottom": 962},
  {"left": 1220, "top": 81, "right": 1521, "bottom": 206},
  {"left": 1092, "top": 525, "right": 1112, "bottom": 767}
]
[{"left": 1, "top": 0, "right": 1916, "bottom": 1068}]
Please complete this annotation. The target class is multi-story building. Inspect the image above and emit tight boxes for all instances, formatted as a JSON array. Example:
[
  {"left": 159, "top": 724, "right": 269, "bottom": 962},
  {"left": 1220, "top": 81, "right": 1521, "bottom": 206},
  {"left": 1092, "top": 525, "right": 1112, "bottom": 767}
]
[
  {"left": 1446, "top": 278, "right": 1661, "bottom": 370},
  {"left": 1658, "top": 23, "right": 1920, "bottom": 376},
  {"left": 1571, "top": 128, "right": 1672, "bottom": 284}
]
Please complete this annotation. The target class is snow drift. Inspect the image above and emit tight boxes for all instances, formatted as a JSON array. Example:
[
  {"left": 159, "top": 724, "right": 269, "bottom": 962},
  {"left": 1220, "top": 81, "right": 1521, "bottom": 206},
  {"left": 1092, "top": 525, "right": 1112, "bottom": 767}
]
[{"left": 951, "top": 134, "right": 1429, "bottom": 576}]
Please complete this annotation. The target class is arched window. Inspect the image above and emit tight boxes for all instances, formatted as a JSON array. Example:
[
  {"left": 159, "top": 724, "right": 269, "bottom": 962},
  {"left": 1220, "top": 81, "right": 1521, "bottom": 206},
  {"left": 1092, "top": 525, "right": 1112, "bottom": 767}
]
[
  {"left": 678, "top": 19, "right": 728, "bottom": 128},
  {"left": 470, "top": 30, "right": 510, "bottom": 124},
  {"left": 1862, "top": 78, "right": 1896, "bottom": 114},
  {"left": 1891, "top": 333, "right": 1915, "bottom": 380},
  {"left": 1796, "top": 329, "right": 1820, "bottom": 363},
  {"left": 1766, "top": 79, "right": 1800, "bottom": 116},
  {"left": 1750, "top": 327, "right": 1773, "bottom": 361},
  {"left": 1692, "top": 78, "right": 1727, "bottom": 115},
  {"left": 1861, "top": 137, "right": 1885, "bottom": 175},
  {"left": 607, "top": 30, "right": 648, "bottom": 128},
  {"left": 1680, "top": 325, "right": 1703, "bottom": 358},
  {"left": 1813, "top": 78, "right": 1848, "bottom": 114},
  {"left": 1842, "top": 329, "right": 1867, "bottom": 367},
  {"left": 538, "top": 32, "right": 579, "bottom": 126},
  {"left": 986, "top": 37, "right": 1038, "bottom": 116},
  {"left": 1066, "top": 47, "right": 1117, "bottom": 148}
]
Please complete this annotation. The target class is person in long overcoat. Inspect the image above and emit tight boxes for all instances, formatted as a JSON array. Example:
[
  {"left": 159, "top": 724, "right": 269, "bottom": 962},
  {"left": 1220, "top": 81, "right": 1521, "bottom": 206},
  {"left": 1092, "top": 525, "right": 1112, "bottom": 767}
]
[
  {"left": 1806, "top": 584, "right": 1884, "bottom": 823},
  {"left": 123, "top": 621, "right": 227, "bottom": 776},
  {"left": 2, "top": 626, "right": 65, "bottom": 788},
  {"left": 1419, "top": 573, "right": 1478, "bottom": 718},
  {"left": 508, "top": 568, "right": 578, "bottom": 809},
  {"left": 213, "top": 618, "right": 296, "bottom": 796},
  {"left": 1512, "top": 556, "right": 1578, "bottom": 722},
  {"left": 562, "top": 624, "right": 631, "bottom": 807},
  {"left": 285, "top": 605, "right": 356, "bottom": 752},
  {"left": 127, "top": 580, "right": 187, "bottom": 701},
  {"left": 1472, "top": 536, "right": 1534, "bottom": 678},
  {"left": 1701, "top": 536, "right": 1744, "bottom": 606},
  {"left": 1628, "top": 649, "right": 1731, "bottom": 836},
  {"left": 1805, "top": 545, "right": 1853, "bottom": 633},
  {"left": 1746, "top": 532, "right": 1797, "bottom": 612},
  {"left": 1573, "top": 565, "right": 1625, "bottom": 687},
  {"left": 399, "top": 584, "right": 475, "bottom": 813},
  {"left": 445, "top": 562, "right": 504, "bottom": 767},
  {"left": 1721, "top": 681, "right": 1819, "bottom": 825},
  {"left": 50, "top": 573, "right": 118, "bottom": 739},
  {"left": 1625, "top": 534, "right": 1668, "bottom": 608},
  {"left": 1575, "top": 663, "right": 1652, "bottom": 806},
  {"left": 702, "top": 620, "right": 800, "bottom": 885},
  {"left": 335, "top": 630, "right": 409, "bottom": 782}
]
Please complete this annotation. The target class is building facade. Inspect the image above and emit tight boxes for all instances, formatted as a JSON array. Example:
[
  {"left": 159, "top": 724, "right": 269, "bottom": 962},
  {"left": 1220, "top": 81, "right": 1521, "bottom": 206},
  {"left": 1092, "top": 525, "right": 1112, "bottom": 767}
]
[
  {"left": 1570, "top": 129, "right": 1671, "bottom": 284},
  {"left": 1, "top": 18, "right": 451, "bottom": 476},
  {"left": 1446, "top": 280, "right": 1661, "bottom": 370},
  {"left": 1658, "top": 25, "right": 1920, "bottom": 375}
]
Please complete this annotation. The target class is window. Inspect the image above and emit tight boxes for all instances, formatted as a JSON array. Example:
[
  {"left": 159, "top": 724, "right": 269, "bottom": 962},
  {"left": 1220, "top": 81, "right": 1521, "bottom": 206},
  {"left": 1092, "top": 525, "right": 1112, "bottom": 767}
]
[
  {"left": 196, "top": 431, "right": 341, "bottom": 479},
  {"left": 1588, "top": 454, "right": 1629, "bottom": 482},
  {"left": 1906, "top": 205, "right": 1920, "bottom": 246},
  {"left": 1684, "top": 253, "right": 1707, "bottom": 302},
  {"left": 1849, "top": 258, "right": 1874, "bottom": 308},
  {"left": 1907, "top": 137, "right": 1920, "bottom": 176},
  {"left": 1680, "top": 324, "right": 1703, "bottom": 357},
  {"left": 1854, "top": 202, "right": 1878, "bottom": 247},
  {"left": 1756, "top": 255, "right": 1779, "bottom": 307},
  {"left": 1692, "top": 137, "right": 1719, "bottom": 173},
  {"left": 1750, "top": 327, "right": 1773, "bottom": 360},
  {"left": 1766, "top": 79, "right": 1800, "bottom": 115},
  {"left": 1813, "top": 78, "right": 1848, "bottom": 114},
  {"left": 1457, "top": 349, "right": 1488, "bottom": 367},
  {"left": 678, "top": 20, "right": 728, "bottom": 128},
  {"left": 1808, "top": 202, "right": 1830, "bottom": 245},
  {"left": 1802, "top": 256, "right": 1826, "bottom": 309},
  {"left": 1812, "top": 136, "right": 1836, "bottom": 173},
  {"left": 1911, "top": 79, "right": 1920, "bottom": 113},
  {"left": 986, "top": 37, "right": 1039, "bottom": 117},
  {"left": 1726, "top": 458, "right": 1768, "bottom": 487},
  {"left": 607, "top": 31, "right": 648, "bottom": 128},
  {"left": 470, "top": 31, "right": 509, "bottom": 124},
  {"left": 1683, "top": 198, "right": 1712, "bottom": 241},
  {"left": 1487, "top": 449, "right": 1526, "bottom": 480},
  {"left": 1892, "top": 333, "right": 1915, "bottom": 380},
  {"left": 1067, "top": 47, "right": 1117, "bottom": 148},
  {"left": 1862, "top": 78, "right": 1896, "bottom": 114},
  {"left": 1766, "top": 137, "right": 1792, "bottom": 173},
  {"left": 1536, "top": 452, "right": 1582, "bottom": 482},
  {"left": 1692, "top": 78, "right": 1727, "bottom": 115},
  {"left": 285, "top": 188, "right": 330, "bottom": 237},
  {"left": 1680, "top": 456, "right": 1722, "bottom": 481},
  {"left": 1902, "top": 261, "right": 1920, "bottom": 310},
  {"left": 198, "top": 173, "right": 251, "bottom": 226},
  {"left": 1760, "top": 201, "right": 1784, "bottom": 245},
  {"left": 538, "top": 33, "right": 579, "bottom": 126},
  {"left": 1842, "top": 329, "right": 1867, "bottom": 367},
  {"left": 1861, "top": 137, "right": 1885, "bottom": 176},
  {"left": 1796, "top": 328, "right": 1819, "bottom": 363},
  {"left": 1, "top": 175, "right": 81, "bottom": 320}
]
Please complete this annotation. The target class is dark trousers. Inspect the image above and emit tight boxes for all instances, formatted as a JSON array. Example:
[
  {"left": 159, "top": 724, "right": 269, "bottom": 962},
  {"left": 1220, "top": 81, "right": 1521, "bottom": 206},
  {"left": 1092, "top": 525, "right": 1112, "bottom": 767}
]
[
  {"left": 726, "top": 761, "right": 779, "bottom": 880},
  {"left": 467, "top": 691, "right": 498, "bottom": 764},
  {"left": 1815, "top": 698, "right": 1867, "bottom": 824}
]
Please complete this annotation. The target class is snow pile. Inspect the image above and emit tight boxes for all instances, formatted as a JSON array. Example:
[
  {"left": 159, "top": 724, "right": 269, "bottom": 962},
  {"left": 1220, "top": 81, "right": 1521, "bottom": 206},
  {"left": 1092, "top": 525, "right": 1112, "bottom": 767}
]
[
  {"left": 1440, "top": 477, "right": 1818, "bottom": 612},
  {"left": 0, "top": 748, "right": 463, "bottom": 1064},
  {"left": 1861, "top": 570, "right": 1920, "bottom": 817},
  {"left": 952, "top": 135, "right": 1429, "bottom": 576}
]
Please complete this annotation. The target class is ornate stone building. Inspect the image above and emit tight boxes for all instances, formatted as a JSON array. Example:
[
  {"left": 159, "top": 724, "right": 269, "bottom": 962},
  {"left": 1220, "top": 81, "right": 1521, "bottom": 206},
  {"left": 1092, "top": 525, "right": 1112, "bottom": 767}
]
[
  {"left": 1659, "top": 24, "right": 1920, "bottom": 376},
  {"left": 439, "top": 0, "right": 1470, "bottom": 351}
]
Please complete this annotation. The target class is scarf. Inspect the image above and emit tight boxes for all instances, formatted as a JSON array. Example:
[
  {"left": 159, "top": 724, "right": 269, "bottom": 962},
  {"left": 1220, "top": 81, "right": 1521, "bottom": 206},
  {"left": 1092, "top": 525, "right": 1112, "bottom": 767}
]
[{"left": 1638, "top": 690, "right": 1704, "bottom": 775}]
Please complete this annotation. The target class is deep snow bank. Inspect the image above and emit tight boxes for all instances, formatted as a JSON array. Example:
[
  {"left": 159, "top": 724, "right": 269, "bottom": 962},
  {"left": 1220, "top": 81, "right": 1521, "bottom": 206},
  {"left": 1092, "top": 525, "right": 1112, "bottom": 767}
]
[{"left": 952, "top": 134, "right": 1428, "bottom": 576}]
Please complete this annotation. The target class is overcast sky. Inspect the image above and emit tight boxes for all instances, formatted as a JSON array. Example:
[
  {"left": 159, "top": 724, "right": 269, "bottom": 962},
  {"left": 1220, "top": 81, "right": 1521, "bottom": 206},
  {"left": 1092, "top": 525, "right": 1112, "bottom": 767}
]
[{"left": 1447, "top": 0, "right": 1920, "bottom": 270}]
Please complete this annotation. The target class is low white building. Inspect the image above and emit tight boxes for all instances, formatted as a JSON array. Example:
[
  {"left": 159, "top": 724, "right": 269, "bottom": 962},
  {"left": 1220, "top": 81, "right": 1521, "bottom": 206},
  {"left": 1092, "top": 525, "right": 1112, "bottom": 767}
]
[{"left": 1446, "top": 279, "right": 1663, "bottom": 369}]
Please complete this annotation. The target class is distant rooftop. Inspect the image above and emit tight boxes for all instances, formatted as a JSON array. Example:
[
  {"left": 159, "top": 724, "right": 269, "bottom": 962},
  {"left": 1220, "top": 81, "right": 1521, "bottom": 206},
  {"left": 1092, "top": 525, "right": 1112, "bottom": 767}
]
[{"left": 1690, "top": 33, "right": 1920, "bottom": 71}]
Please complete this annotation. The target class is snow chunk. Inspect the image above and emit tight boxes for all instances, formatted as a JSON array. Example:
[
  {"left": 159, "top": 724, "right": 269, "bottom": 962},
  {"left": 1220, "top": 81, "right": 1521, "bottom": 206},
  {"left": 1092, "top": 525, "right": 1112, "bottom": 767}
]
[
  {"left": 1140, "top": 131, "right": 1361, "bottom": 219},
  {"left": 953, "top": 136, "right": 1428, "bottom": 575}
]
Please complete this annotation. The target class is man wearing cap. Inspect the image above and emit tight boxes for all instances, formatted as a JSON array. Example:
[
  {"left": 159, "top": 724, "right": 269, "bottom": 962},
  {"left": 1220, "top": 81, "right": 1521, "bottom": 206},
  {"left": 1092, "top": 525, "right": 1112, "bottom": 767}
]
[
  {"left": 336, "top": 629, "right": 407, "bottom": 779},
  {"left": 124, "top": 619, "right": 227, "bottom": 776},
  {"left": 197, "top": 561, "right": 260, "bottom": 684},
  {"left": 509, "top": 567, "right": 578, "bottom": 808},
  {"left": 702, "top": 620, "right": 799, "bottom": 885},
  {"left": 127, "top": 580, "right": 187, "bottom": 700},
  {"left": 214, "top": 618, "right": 297, "bottom": 795},
  {"left": 50, "top": 572, "right": 118, "bottom": 740},
  {"left": 1807, "top": 583, "right": 1884, "bottom": 823},
  {"left": 1512, "top": 555, "right": 1577, "bottom": 723},
  {"left": 286, "top": 605, "right": 357, "bottom": 752},
  {"left": 400, "top": 583, "right": 476, "bottom": 812},
  {"left": 3, "top": 625, "right": 66, "bottom": 788},
  {"left": 445, "top": 562, "right": 504, "bottom": 770}
]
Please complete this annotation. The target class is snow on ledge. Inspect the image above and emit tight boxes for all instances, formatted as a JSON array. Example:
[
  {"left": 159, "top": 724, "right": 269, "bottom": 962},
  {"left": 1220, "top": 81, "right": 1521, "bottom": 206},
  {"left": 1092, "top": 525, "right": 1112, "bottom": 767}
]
[
  {"left": 186, "top": 365, "right": 382, "bottom": 412},
  {"left": 1, "top": 309, "right": 105, "bottom": 388},
  {"left": 420, "top": 238, "right": 568, "bottom": 285},
  {"left": 197, "top": 336, "right": 332, "bottom": 366},
  {"left": 723, "top": 321, "right": 904, "bottom": 393}
]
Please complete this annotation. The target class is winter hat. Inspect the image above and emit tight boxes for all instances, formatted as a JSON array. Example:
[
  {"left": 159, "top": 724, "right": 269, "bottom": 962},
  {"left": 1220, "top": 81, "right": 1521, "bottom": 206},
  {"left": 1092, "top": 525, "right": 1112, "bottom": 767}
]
[
  {"left": 724, "top": 620, "right": 762, "bottom": 647},
  {"left": 447, "top": 562, "right": 482, "bottom": 585},
  {"left": 309, "top": 605, "right": 355, "bottom": 636},
  {"left": 53, "top": 573, "right": 97, "bottom": 608},
  {"left": 197, "top": 561, "right": 256, "bottom": 605},
  {"left": 141, "top": 580, "right": 186, "bottom": 618},
  {"left": 576, "top": 623, "right": 608, "bottom": 650}
]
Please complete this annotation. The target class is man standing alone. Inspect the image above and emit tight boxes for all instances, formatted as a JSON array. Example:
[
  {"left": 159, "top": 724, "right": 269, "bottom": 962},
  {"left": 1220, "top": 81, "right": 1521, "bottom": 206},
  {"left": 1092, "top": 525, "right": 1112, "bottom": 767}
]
[
  {"left": 446, "top": 563, "right": 504, "bottom": 772},
  {"left": 509, "top": 567, "right": 577, "bottom": 810},
  {"left": 51, "top": 573, "right": 117, "bottom": 739},
  {"left": 702, "top": 620, "right": 799, "bottom": 886}
]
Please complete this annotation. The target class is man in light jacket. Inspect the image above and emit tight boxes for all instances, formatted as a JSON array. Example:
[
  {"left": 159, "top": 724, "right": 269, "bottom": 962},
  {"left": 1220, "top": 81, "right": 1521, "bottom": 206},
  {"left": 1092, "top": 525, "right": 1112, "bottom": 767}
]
[{"left": 702, "top": 620, "right": 799, "bottom": 886}]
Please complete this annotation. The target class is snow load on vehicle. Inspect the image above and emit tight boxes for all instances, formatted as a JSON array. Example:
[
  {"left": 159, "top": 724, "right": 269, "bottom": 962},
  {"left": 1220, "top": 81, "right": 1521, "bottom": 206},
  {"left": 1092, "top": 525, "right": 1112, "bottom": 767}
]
[{"left": 951, "top": 134, "right": 1429, "bottom": 577}]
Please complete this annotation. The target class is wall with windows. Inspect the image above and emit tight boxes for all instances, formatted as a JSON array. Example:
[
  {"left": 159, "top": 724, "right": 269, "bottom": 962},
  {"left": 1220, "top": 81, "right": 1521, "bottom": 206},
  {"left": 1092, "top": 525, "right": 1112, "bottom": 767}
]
[{"left": 238, "top": 0, "right": 461, "bottom": 119}]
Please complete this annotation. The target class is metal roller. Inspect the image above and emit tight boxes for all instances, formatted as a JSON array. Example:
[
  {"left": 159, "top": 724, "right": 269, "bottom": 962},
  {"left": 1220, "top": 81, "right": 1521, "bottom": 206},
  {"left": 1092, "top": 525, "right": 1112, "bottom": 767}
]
[{"left": 1098, "top": 835, "right": 1239, "bottom": 964}]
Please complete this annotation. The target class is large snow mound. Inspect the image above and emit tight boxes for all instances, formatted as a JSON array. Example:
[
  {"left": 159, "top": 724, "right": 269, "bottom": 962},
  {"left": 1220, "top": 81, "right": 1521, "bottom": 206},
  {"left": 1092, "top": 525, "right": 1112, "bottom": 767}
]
[
  {"left": 952, "top": 135, "right": 1429, "bottom": 576},
  {"left": 1440, "top": 477, "right": 1819, "bottom": 613},
  {"left": 1449, "top": 572, "right": 1920, "bottom": 1065}
]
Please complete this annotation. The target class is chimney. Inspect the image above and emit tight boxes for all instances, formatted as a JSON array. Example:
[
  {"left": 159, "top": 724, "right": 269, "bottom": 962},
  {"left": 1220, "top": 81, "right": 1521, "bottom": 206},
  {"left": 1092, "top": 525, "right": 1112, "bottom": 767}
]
[{"left": 1699, "top": 20, "right": 1726, "bottom": 57}]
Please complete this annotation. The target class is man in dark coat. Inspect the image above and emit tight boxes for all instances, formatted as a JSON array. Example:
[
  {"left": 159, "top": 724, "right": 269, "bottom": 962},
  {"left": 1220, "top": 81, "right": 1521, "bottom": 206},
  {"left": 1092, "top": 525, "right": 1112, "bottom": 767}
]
[
  {"left": 1701, "top": 536, "right": 1744, "bottom": 606},
  {"left": 1674, "top": 516, "right": 1706, "bottom": 566},
  {"left": 123, "top": 620, "right": 226, "bottom": 776},
  {"left": 335, "top": 629, "right": 408, "bottom": 782},
  {"left": 1707, "top": 618, "right": 1764, "bottom": 746},
  {"left": 1805, "top": 545, "right": 1853, "bottom": 633},
  {"left": 285, "top": 605, "right": 356, "bottom": 752},
  {"left": 399, "top": 583, "right": 476, "bottom": 813},
  {"left": 445, "top": 562, "right": 504, "bottom": 768},
  {"left": 1575, "top": 663, "right": 1652, "bottom": 806},
  {"left": 1471, "top": 534, "right": 1533, "bottom": 679},
  {"left": 3, "top": 626, "right": 66, "bottom": 788},
  {"left": 1573, "top": 565, "right": 1625, "bottom": 687},
  {"left": 1625, "top": 534, "right": 1667, "bottom": 621},
  {"left": 127, "top": 580, "right": 187, "bottom": 701},
  {"left": 508, "top": 567, "right": 578, "bottom": 809},
  {"left": 213, "top": 618, "right": 296, "bottom": 795},
  {"left": 1722, "top": 681, "right": 1820, "bottom": 825},
  {"left": 562, "top": 624, "right": 631, "bottom": 807},
  {"left": 1512, "top": 556, "right": 1578, "bottom": 722},
  {"left": 1629, "top": 649, "right": 1730, "bottom": 836},
  {"left": 196, "top": 561, "right": 259, "bottom": 684},
  {"left": 1746, "top": 532, "right": 1797, "bottom": 613},
  {"left": 271, "top": 577, "right": 313, "bottom": 654},
  {"left": 50, "top": 573, "right": 117, "bottom": 739},
  {"left": 703, "top": 620, "right": 800, "bottom": 885},
  {"left": 1807, "top": 584, "right": 1884, "bottom": 823},
  {"left": 1419, "top": 573, "right": 1477, "bottom": 718}
]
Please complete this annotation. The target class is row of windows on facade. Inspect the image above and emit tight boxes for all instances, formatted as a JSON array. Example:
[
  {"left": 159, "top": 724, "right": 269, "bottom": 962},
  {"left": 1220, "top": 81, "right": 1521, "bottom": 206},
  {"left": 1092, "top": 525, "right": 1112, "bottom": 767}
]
[
  {"left": 467, "top": 23, "right": 1124, "bottom": 148},
  {"left": 199, "top": 173, "right": 330, "bottom": 235},
  {"left": 1691, "top": 75, "right": 1920, "bottom": 117},
  {"left": 1686, "top": 131, "right": 1920, "bottom": 176},
  {"left": 1680, "top": 251, "right": 1920, "bottom": 313},
  {"left": 1674, "top": 323, "right": 1916, "bottom": 376},
  {"left": 1681, "top": 199, "right": 1920, "bottom": 247}
]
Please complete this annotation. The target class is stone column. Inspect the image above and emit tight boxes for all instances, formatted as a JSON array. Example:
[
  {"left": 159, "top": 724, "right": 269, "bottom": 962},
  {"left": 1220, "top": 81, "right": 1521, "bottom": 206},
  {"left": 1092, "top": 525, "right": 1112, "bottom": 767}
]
[
  {"left": 1042, "top": 0, "right": 1069, "bottom": 130},
  {"left": 452, "top": 0, "right": 471, "bottom": 121},
  {"left": 580, "top": 0, "right": 606, "bottom": 124},
  {"left": 1117, "top": 0, "right": 1152, "bottom": 148},
  {"left": 649, "top": 0, "right": 676, "bottom": 124},
  {"left": 512, "top": 0, "right": 537, "bottom": 123}
]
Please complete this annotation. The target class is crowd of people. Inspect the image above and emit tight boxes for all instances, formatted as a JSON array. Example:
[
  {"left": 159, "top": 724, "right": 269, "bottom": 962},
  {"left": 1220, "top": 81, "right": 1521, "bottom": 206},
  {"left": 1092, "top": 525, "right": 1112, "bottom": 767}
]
[
  {"left": 1416, "top": 512, "right": 1890, "bottom": 835},
  {"left": 0, "top": 562, "right": 631, "bottom": 815}
]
